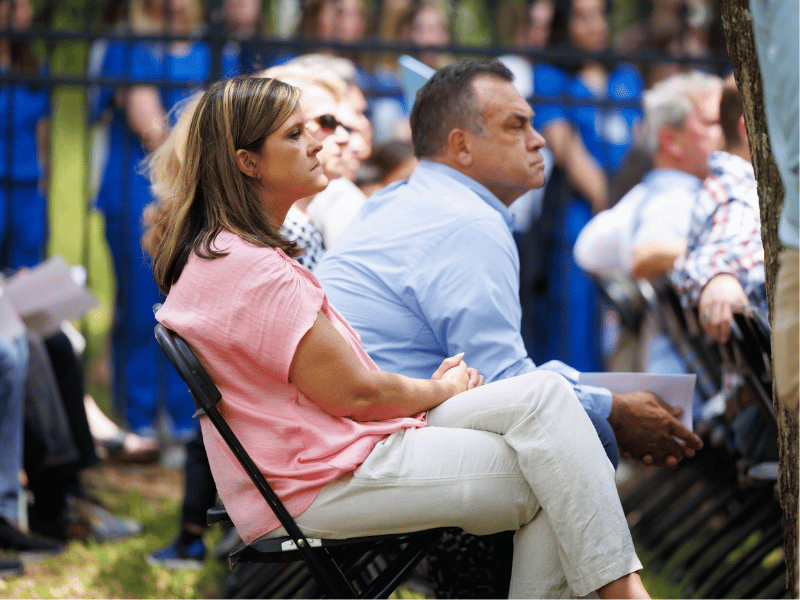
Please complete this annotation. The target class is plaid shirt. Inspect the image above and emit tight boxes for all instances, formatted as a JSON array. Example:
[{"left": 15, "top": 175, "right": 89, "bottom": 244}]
[
  {"left": 672, "top": 151, "right": 766, "bottom": 312},
  {"left": 280, "top": 206, "right": 326, "bottom": 271}
]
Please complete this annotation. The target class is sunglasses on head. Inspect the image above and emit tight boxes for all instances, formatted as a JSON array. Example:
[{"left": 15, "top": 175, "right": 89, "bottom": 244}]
[{"left": 314, "top": 114, "right": 353, "bottom": 134}]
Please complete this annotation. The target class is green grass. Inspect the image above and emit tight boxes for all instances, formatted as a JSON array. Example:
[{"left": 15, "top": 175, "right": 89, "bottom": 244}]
[{"left": 1, "top": 464, "right": 228, "bottom": 599}]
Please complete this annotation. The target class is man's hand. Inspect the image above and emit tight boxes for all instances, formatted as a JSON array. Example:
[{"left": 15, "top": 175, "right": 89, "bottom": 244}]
[
  {"left": 699, "top": 273, "right": 750, "bottom": 343},
  {"left": 608, "top": 391, "right": 703, "bottom": 468}
]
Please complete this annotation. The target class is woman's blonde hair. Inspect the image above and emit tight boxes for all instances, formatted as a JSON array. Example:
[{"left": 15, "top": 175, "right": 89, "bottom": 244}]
[{"left": 143, "top": 75, "right": 302, "bottom": 295}]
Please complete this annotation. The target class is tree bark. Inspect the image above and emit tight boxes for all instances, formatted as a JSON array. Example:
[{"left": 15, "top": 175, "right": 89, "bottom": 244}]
[{"left": 718, "top": 0, "right": 798, "bottom": 594}]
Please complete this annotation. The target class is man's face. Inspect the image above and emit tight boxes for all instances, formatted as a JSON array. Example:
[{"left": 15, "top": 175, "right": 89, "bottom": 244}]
[
  {"left": 464, "top": 76, "right": 547, "bottom": 206},
  {"left": 672, "top": 89, "right": 723, "bottom": 179}
]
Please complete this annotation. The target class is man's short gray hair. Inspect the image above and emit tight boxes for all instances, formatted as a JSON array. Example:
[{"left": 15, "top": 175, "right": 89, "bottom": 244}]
[{"left": 642, "top": 71, "right": 723, "bottom": 152}]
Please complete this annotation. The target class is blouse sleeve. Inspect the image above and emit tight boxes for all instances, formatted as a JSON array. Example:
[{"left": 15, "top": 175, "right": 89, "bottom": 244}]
[{"left": 229, "top": 252, "right": 326, "bottom": 384}]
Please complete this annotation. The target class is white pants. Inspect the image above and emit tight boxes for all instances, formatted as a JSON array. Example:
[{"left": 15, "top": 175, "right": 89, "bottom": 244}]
[{"left": 272, "top": 371, "right": 642, "bottom": 598}]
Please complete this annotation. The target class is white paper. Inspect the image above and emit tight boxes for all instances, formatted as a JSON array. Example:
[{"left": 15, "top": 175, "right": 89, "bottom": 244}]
[
  {"left": 0, "top": 288, "right": 25, "bottom": 338},
  {"left": 3, "top": 256, "right": 99, "bottom": 336},
  {"left": 579, "top": 372, "right": 696, "bottom": 432}
]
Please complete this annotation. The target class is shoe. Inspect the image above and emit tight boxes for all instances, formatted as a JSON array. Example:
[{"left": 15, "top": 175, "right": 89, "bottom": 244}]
[
  {"left": 146, "top": 538, "right": 206, "bottom": 570},
  {"left": 97, "top": 431, "right": 160, "bottom": 464},
  {"left": 0, "top": 556, "right": 24, "bottom": 578},
  {"left": 71, "top": 498, "right": 142, "bottom": 543},
  {"left": 0, "top": 518, "right": 63, "bottom": 560}
]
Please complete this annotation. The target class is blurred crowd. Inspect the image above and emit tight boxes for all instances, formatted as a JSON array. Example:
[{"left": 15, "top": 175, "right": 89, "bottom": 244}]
[{"left": 0, "top": 0, "right": 795, "bottom": 590}]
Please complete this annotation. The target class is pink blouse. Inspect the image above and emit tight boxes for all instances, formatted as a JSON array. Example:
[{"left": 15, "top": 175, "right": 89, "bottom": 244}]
[{"left": 157, "top": 231, "right": 427, "bottom": 543}]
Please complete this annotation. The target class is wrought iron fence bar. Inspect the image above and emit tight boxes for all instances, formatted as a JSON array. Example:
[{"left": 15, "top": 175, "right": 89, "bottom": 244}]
[{"left": 0, "top": 28, "right": 729, "bottom": 69}]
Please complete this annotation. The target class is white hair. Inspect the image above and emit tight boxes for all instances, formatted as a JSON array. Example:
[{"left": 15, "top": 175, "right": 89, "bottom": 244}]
[
  {"left": 642, "top": 71, "right": 723, "bottom": 152},
  {"left": 282, "top": 54, "right": 359, "bottom": 89}
]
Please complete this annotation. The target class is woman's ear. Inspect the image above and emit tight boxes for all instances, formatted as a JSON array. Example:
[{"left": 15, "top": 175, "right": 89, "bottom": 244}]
[{"left": 235, "top": 148, "right": 257, "bottom": 178}]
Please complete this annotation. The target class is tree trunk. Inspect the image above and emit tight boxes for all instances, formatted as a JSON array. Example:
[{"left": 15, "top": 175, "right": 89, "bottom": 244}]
[{"left": 718, "top": 0, "right": 798, "bottom": 594}]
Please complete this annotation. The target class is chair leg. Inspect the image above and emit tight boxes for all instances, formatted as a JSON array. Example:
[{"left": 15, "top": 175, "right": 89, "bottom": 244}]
[
  {"left": 631, "top": 465, "right": 704, "bottom": 541},
  {"left": 622, "top": 465, "right": 680, "bottom": 515},
  {"left": 360, "top": 531, "right": 444, "bottom": 599},
  {"left": 641, "top": 483, "right": 716, "bottom": 549},
  {"left": 703, "top": 521, "right": 783, "bottom": 598},
  {"left": 667, "top": 487, "right": 771, "bottom": 583},
  {"left": 650, "top": 487, "right": 738, "bottom": 572},
  {"left": 682, "top": 504, "right": 779, "bottom": 596},
  {"left": 741, "top": 560, "right": 787, "bottom": 599}
]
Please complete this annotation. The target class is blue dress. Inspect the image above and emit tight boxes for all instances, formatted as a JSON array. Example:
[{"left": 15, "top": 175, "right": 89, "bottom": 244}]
[
  {"left": 0, "top": 75, "right": 50, "bottom": 269},
  {"left": 532, "top": 63, "right": 643, "bottom": 372},
  {"left": 93, "top": 40, "right": 238, "bottom": 438}
]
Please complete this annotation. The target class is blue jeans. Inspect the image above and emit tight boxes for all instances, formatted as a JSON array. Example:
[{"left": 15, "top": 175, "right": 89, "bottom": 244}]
[{"left": 0, "top": 335, "right": 28, "bottom": 523}]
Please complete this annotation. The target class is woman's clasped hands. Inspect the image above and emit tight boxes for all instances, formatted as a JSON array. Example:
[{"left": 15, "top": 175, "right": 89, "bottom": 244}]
[{"left": 431, "top": 352, "right": 485, "bottom": 396}]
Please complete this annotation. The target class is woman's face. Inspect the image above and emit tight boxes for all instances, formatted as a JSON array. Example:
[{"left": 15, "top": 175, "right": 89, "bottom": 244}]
[
  {"left": 568, "top": 0, "right": 608, "bottom": 52},
  {"left": 302, "top": 86, "right": 351, "bottom": 180},
  {"left": 0, "top": 0, "right": 32, "bottom": 31},
  {"left": 333, "top": 0, "right": 367, "bottom": 44},
  {"left": 254, "top": 106, "right": 326, "bottom": 214}
]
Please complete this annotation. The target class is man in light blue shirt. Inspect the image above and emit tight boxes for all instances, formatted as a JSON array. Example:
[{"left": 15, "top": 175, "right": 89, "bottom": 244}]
[{"left": 317, "top": 59, "right": 702, "bottom": 468}]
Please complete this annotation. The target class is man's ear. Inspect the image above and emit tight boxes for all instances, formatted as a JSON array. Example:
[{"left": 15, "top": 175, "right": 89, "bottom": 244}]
[
  {"left": 659, "top": 125, "right": 682, "bottom": 160},
  {"left": 235, "top": 148, "right": 257, "bottom": 178},
  {"left": 447, "top": 128, "right": 473, "bottom": 167}
]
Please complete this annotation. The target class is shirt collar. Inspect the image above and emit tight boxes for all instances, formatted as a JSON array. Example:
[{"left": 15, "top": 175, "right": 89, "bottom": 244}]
[
  {"left": 417, "top": 160, "right": 516, "bottom": 230},
  {"left": 643, "top": 168, "right": 702, "bottom": 191}
]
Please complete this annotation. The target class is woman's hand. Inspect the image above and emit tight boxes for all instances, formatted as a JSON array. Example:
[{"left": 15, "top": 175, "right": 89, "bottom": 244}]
[
  {"left": 431, "top": 352, "right": 465, "bottom": 380},
  {"left": 431, "top": 353, "right": 476, "bottom": 395},
  {"left": 466, "top": 368, "right": 484, "bottom": 389},
  {"left": 440, "top": 361, "right": 469, "bottom": 395}
]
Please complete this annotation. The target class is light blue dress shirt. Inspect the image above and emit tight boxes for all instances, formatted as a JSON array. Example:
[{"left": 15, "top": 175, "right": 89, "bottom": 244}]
[
  {"left": 750, "top": 0, "right": 799, "bottom": 249},
  {"left": 316, "top": 160, "right": 613, "bottom": 417}
]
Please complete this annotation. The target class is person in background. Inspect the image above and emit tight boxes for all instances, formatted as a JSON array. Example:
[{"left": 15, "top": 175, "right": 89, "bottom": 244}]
[
  {"left": 145, "top": 73, "right": 651, "bottom": 600},
  {"left": 277, "top": 55, "right": 373, "bottom": 248},
  {"left": 224, "top": 0, "right": 270, "bottom": 74},
  {"left": 396, "top": 1, "right": 453, "bottom": 71},
  {"left": 140, "top": 93, "right": 219, "bottom": 570},
  {"left": 91, "top": 0, "right": 239, "bottom": 445},
  {"left": 354, "top": 139, "right": 417, "bottom": 198},
  {"left": 263, "top": 63, "right": 358, "bottom": 259},
  {"left": 671, "top": 77, "right": 764, "bottom": 343},
  {"left": 0, "top": 304, "right": 61, "bottom": 571},
  {"left": 574, "top": 70, "right": 723, "bottom": 418},
  {"left": 532, "top": 0, "right": 644, "bottom": 372},
  {"left": 0, "top": 0, "right": 50, "bottom": 270}
]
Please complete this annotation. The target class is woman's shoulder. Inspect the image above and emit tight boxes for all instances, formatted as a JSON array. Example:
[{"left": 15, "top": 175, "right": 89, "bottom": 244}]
[{"left": 209, "top": 230, "right": 289, "bottom": 269}]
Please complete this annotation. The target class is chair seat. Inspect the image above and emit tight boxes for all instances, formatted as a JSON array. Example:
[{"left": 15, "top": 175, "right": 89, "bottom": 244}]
[{"left": 229, "top": 528, "right": 452, "bottom": 567}]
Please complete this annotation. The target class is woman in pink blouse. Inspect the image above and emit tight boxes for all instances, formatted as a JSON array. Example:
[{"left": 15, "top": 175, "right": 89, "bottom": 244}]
[{"left": 144, "top": 75, "right": 649, "bottom": 599}]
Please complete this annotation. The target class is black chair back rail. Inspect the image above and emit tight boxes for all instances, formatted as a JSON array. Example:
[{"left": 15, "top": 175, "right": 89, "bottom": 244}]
[{"left": 154, "top": 323, "right": 447, "bottom": 599}]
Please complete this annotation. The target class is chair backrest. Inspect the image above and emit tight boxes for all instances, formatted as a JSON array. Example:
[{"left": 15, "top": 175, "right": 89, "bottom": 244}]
[{"left": 154, "top": 323, "right": 359, "bottom": 597}]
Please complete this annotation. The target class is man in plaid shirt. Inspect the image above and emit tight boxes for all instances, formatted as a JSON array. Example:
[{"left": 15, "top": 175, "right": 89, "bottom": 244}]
[{"left": 672, "top": 79, "right": 765, "bottom": 343}]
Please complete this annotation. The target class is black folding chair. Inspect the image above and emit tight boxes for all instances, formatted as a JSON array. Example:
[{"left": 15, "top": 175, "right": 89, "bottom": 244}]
[{"left": 154, "top": 323, "right": 449, "bottom": 599}]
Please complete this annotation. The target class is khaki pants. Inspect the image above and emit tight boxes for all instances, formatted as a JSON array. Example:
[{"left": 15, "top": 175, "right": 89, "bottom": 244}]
[
  {"left": 774, "top": 247, "right": 799, "bottom": 410},
  {"left": 271, "top": 371, "right": 641, "bottom": 598}
]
